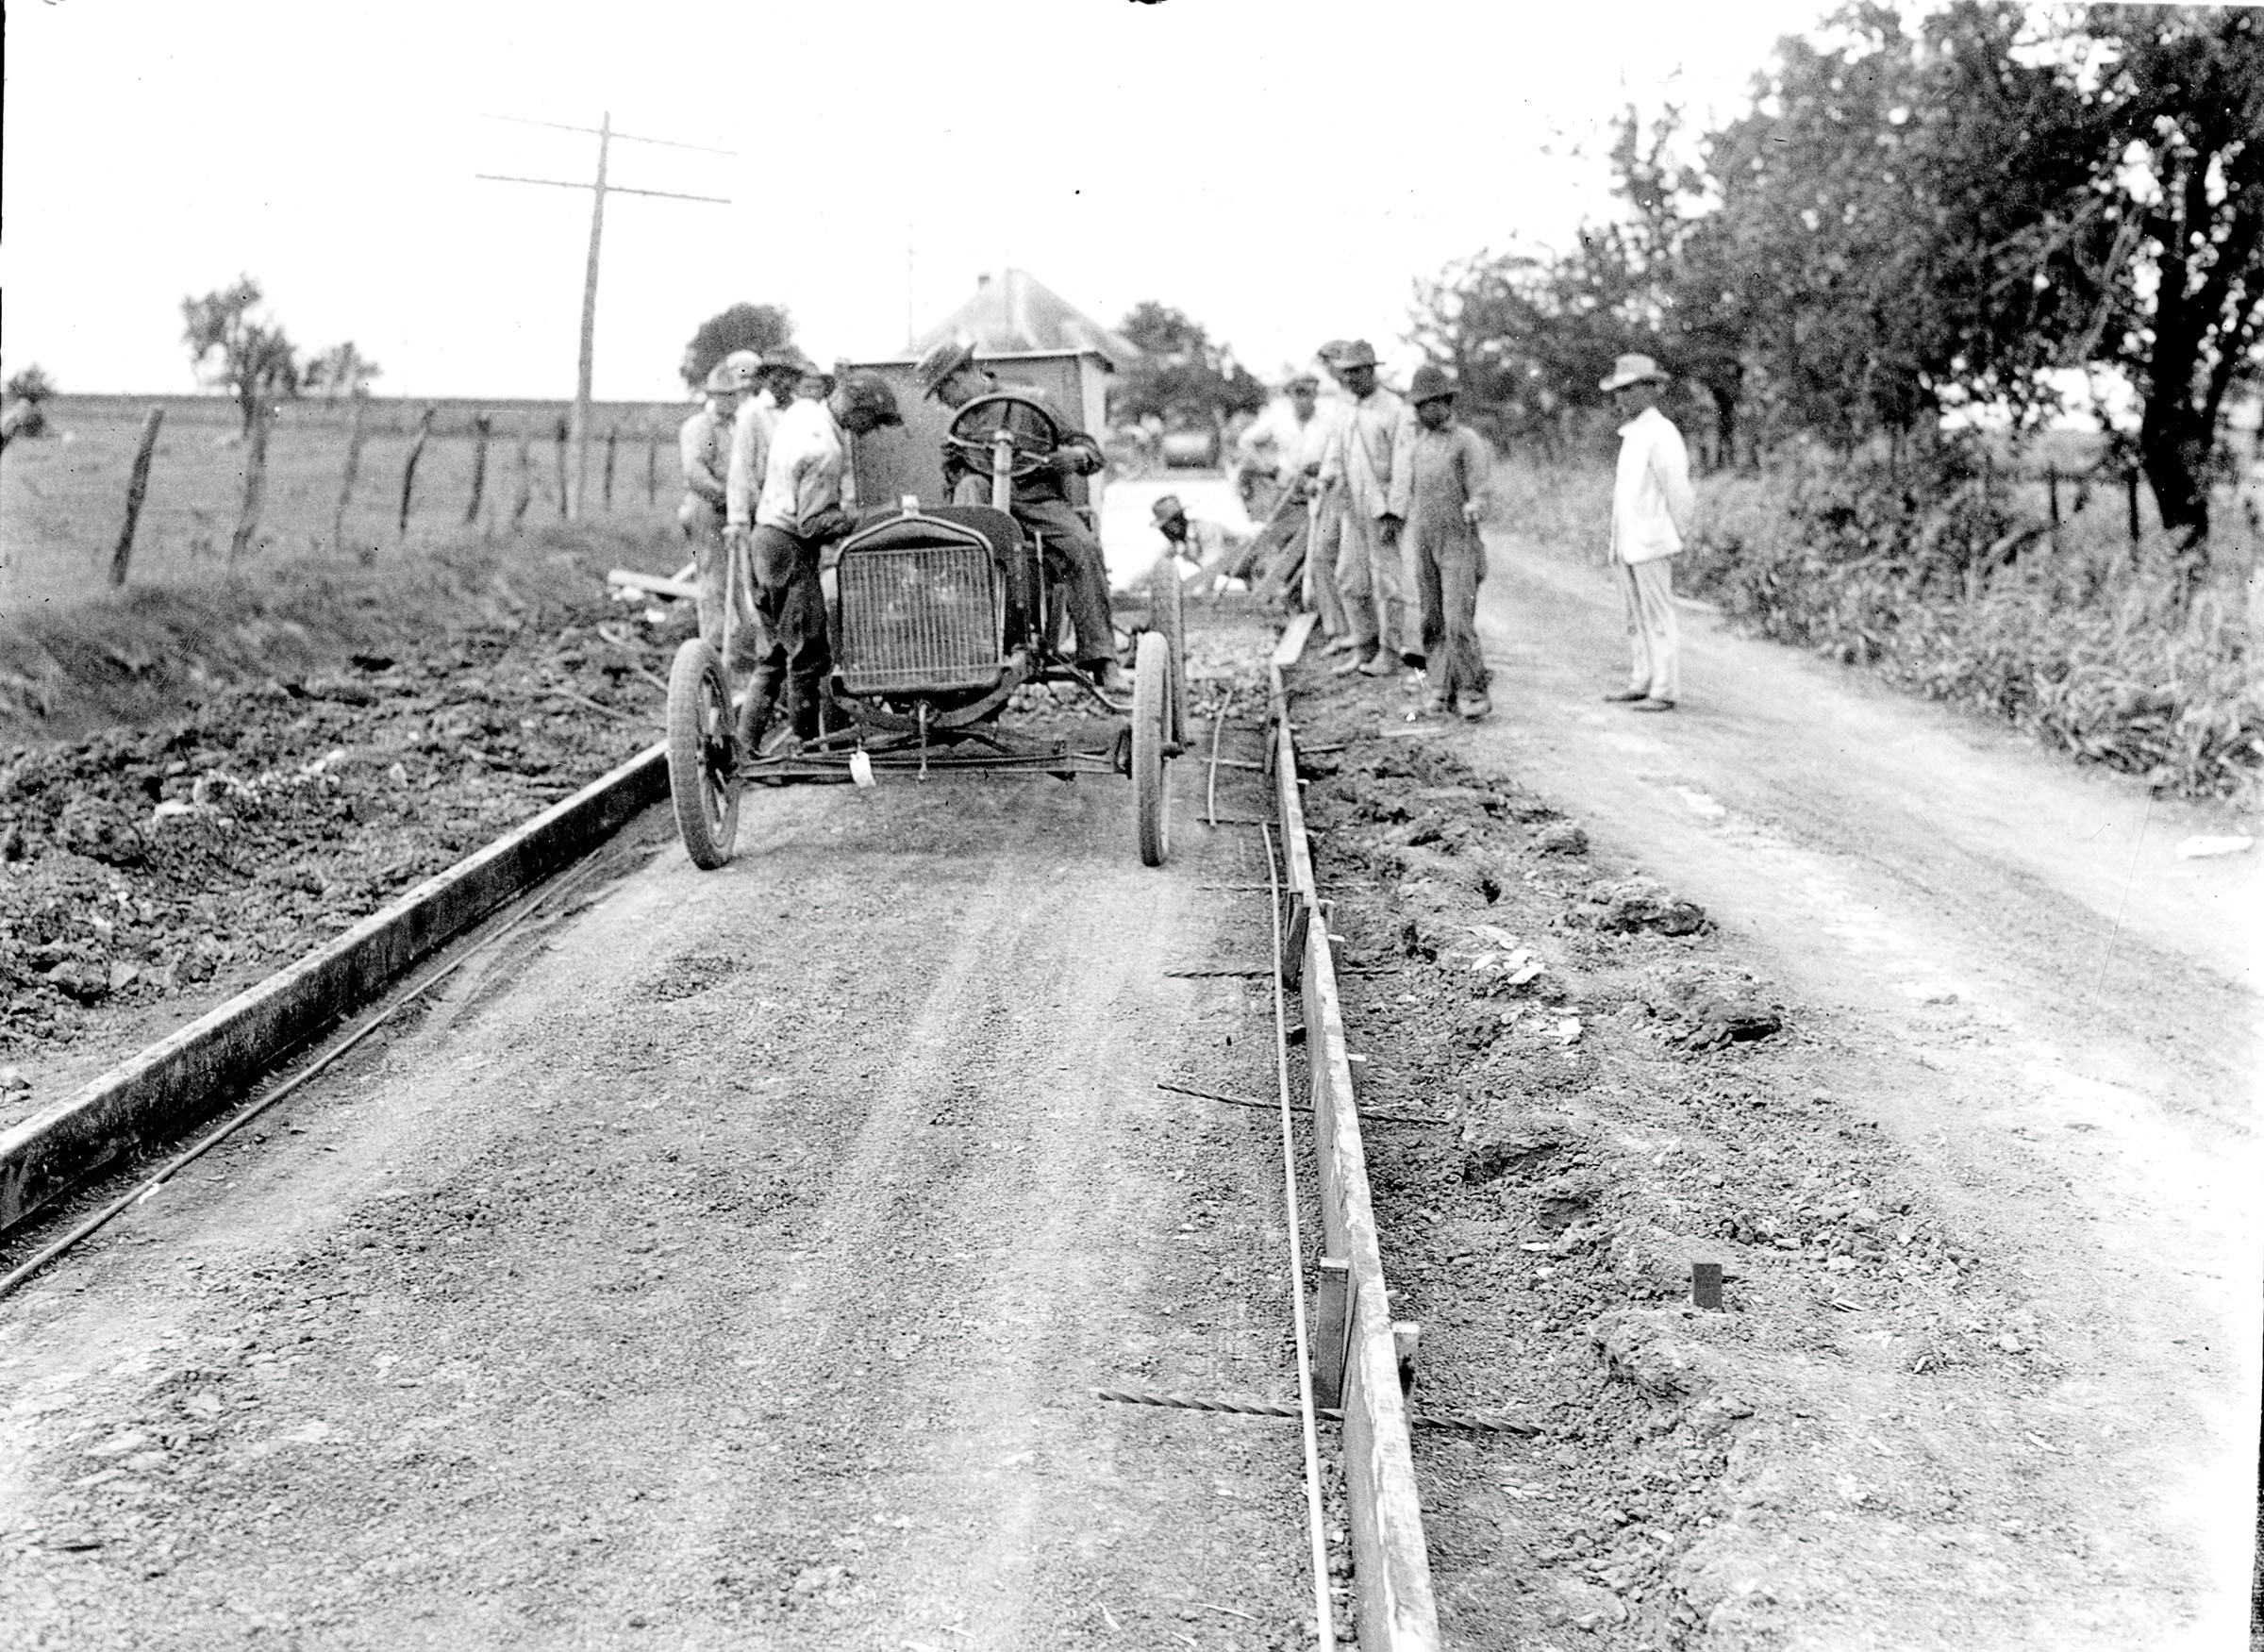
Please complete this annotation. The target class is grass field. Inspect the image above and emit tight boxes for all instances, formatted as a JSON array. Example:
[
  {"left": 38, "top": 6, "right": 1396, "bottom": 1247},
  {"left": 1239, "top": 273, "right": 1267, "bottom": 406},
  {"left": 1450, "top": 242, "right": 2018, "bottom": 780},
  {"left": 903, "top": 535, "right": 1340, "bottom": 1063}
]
[{"left": 2, "top": 395, "right": 690, "bottom": 611}]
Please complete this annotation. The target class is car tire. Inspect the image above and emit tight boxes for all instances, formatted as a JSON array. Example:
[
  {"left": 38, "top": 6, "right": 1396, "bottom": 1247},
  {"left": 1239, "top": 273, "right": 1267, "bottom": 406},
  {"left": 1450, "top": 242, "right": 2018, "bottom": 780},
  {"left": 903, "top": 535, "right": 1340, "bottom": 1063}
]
[
  {"left": 1133, "top": 629, "right": 1172, "bottom": 867},
  {"left": 666, "top": 638, "right": 740, "bottom": 870}
]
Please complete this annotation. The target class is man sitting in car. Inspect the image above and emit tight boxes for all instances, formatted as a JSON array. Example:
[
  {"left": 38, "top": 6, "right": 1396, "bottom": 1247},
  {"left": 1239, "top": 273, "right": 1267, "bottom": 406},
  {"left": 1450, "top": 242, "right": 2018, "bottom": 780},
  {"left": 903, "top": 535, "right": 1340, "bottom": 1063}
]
[{"left": 915, "top": 340, "right": 1122, "bottom": 692}]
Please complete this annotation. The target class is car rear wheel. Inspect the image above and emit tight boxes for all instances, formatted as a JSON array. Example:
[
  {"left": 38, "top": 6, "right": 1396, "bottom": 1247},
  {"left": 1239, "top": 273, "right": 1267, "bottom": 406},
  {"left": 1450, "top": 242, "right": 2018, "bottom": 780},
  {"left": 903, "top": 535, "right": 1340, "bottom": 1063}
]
[
  {"left": 1148, "top": 556, "right": 1188, "bottom": 746},
  {"left": 1133, "top": 629, "right": 1172, "bottom": 867},
  {"left": 666, "top": 638, "right": 740, "bottom": 870}
]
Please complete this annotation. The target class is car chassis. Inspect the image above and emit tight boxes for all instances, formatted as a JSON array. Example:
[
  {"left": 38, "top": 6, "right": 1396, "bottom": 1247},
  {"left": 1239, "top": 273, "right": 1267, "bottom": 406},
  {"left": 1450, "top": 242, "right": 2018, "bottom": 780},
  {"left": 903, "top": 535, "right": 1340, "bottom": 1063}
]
[{"left": 664, "top": 350, "right": 1189, "bottom": 871}]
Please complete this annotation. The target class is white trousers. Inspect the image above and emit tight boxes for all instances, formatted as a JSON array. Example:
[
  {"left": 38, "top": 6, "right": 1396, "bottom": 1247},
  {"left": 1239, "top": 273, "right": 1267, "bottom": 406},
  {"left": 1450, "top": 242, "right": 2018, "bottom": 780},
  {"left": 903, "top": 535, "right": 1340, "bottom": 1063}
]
[{"left": 1615, "top": 557, "right": 1680, "bottom": 701}]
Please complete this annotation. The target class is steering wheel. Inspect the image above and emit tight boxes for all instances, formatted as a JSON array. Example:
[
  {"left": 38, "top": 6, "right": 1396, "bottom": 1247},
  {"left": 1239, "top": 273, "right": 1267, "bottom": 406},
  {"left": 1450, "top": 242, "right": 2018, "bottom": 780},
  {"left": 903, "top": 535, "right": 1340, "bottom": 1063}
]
[{"left": 942, "top": 392, "right": 1065, "bottom": 482}]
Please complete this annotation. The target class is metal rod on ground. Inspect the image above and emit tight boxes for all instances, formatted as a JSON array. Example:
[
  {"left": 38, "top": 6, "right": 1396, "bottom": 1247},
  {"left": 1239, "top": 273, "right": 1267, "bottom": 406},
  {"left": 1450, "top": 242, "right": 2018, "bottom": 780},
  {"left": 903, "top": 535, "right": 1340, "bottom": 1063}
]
[
  {"left": 337, "top": 392, "right": 371, "bottom": 562},
  {"left": 1207, "top": 685, "right": 1235, "bottom": 827},
  {"left": 1263, "top": 821, "right": 1336, "bottom": 1648},
  {"left": 108, "top": 408, "right": 163, "bottom": 588},
  {"left": 397, "top": 407, "right": 435, "bottom": 540},
  {"left": 0, "top": 858, "right": 605, "bottom": 1302}
]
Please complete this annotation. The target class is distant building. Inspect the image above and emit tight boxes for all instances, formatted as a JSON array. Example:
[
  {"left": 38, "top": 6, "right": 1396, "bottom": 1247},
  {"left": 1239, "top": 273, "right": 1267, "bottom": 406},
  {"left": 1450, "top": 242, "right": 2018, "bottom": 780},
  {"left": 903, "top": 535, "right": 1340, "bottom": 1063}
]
[{"left": 910, "top": 270, "right": 1139, "bottom": 368}]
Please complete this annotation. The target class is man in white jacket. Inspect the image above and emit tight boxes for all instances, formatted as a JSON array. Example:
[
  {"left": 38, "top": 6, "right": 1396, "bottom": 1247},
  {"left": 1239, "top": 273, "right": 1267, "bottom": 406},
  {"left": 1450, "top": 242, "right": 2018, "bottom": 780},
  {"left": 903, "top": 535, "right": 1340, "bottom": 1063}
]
[{"left": 1600, "top": 354, "right": 1696, "bottom": 712}]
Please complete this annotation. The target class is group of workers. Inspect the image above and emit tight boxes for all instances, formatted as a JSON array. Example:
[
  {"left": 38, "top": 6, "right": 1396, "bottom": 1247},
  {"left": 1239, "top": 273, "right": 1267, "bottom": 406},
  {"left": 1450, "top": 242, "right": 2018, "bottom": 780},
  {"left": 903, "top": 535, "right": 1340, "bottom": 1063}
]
[
  {"left": 678, "top": 333, "right": 1694, "bottom": 743},
  {"left": 1205, "top": 339, "right": 1497, "bottom": 720}
]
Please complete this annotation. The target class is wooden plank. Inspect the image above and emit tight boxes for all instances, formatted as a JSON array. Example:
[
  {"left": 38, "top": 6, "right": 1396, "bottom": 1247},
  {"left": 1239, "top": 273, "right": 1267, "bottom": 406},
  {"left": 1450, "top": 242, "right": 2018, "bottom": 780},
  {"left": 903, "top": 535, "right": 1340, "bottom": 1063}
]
[
  {"left": 0, "top": 744, "right": 668, "bottom": 1232},
  {"left": 608, "top": 568, "right": 699, "bottom": 601},
  {"left": 1274, "top": 682, "right": 1440, "bottom": 1652},
  {"left": 1272, "top": 610, "right": 1320, "bottom": 668}
]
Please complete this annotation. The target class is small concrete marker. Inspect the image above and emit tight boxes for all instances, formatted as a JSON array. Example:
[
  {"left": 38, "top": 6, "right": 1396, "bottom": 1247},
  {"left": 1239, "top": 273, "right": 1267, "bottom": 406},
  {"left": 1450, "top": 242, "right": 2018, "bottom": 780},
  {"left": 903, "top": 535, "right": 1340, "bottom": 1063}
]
[{"left": 1692, "top": 1260, "right": 1724, "bottom": 1310}]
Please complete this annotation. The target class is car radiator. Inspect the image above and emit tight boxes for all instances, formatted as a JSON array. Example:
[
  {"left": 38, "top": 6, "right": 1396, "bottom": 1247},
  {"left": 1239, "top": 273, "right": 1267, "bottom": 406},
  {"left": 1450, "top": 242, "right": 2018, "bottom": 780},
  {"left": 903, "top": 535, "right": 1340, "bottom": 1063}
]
[{"left": 836, "top": 542, "right": 1001, "bottom": 694}]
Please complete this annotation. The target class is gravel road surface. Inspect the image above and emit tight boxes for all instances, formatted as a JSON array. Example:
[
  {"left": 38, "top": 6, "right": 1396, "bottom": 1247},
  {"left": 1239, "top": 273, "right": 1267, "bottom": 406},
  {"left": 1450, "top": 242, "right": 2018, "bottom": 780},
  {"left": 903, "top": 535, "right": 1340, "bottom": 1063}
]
[{"left": 1, "top": 627, "right": 1333, "bottom": 1650}]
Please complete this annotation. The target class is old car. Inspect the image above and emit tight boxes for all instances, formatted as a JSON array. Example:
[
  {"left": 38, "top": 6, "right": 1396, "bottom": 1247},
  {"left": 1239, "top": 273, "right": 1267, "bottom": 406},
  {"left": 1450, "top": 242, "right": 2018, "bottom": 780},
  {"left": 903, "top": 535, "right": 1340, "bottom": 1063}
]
[{"left": 663, "top": 348, "right": 1188, "bottom": 873}]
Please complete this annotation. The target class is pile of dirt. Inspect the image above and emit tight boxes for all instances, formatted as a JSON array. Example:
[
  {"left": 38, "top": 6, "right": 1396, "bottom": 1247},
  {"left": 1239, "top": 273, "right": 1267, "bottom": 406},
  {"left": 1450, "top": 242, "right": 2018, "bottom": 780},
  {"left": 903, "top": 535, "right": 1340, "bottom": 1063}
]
[
  {"left": 0, "top": 544, "right": 687, "bottom": 1112},
  {"left": 1287, "top": 671, "right": 2070, "bottom": 1649}
]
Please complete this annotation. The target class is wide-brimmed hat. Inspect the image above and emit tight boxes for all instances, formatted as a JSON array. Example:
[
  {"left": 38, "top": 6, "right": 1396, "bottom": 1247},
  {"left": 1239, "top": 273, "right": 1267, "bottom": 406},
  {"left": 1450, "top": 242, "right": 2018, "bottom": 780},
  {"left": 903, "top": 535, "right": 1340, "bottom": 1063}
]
[
  {"left": 1408, "top": 363, "right": 1456, "bottom": 404},
  {"left": 1600, "top": 353, "right": 1669, "bottom": 392},
  {"left": 915, "top": 339, "right": 977, "bottom": 398},
  {"left": 1316, "top": 339, "right": 1354, "bottom": 363},
  {"left": 1286, "top": 371, "right": 1320, "bottom": 392},
  {"left": 703, "top": 358, "right": 757, "bottom": 395},
  {"left": 1151, "top": 494, "right": 1187, "bottom": 526},
  {"left": 1334, "top": 340, "right": 1378, "bottom": 369},
  {"left": 836, "top": 370, "right": 903, "bottom": 427}
]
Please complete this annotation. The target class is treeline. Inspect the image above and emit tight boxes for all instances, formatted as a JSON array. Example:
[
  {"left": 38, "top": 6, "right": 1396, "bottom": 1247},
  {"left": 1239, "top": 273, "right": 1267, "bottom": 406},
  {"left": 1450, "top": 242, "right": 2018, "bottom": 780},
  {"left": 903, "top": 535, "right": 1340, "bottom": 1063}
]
[{"left": 1415, "top": 2, "right": 2261, "bottom": 550}]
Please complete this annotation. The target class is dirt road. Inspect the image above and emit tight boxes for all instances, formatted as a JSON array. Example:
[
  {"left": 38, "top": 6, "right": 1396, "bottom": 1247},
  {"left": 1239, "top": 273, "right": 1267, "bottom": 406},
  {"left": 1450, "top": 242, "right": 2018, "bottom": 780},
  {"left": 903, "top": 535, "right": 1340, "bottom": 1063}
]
[
  {"left": 0, "top": 631, "right": 1331, "bottom": 1650},
  {"left": 1439, "top": 541, "right": 2260, "bottom": 1644}
]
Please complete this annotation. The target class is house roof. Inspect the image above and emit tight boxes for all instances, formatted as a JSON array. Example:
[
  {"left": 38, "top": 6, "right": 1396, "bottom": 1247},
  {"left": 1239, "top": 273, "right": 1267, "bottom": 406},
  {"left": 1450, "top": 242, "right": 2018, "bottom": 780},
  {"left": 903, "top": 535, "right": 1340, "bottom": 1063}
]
[{"left": 909, "top": 269, "right": 1138, "bottom": 368}]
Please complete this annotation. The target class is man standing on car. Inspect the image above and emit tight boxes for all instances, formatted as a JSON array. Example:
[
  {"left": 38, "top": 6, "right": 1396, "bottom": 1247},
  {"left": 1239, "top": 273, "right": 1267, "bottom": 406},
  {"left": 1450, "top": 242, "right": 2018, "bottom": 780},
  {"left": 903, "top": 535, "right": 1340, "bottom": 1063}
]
[
  {"left": 1599, "top": 353, "right": 1694, "bottom": 713},
  {"left": 739, "top": 370, "right": 904, "bottom": 749},
  {"left": 916, "top": 340, "right": 1122, "bottom": 692},
  {"left": 1318, "top": 340, "right": 1412, "bottom": 678},
  {"left": 680, "top": 352, "right": 761, "bottom": 656}
]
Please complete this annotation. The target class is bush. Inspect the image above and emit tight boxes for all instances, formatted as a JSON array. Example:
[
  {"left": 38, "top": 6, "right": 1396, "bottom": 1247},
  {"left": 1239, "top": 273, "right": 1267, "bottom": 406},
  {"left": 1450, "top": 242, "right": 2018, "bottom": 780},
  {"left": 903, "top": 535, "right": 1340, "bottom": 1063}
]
[{"left": 1680, "top": 442, "right": 2262, "bottom": 801}]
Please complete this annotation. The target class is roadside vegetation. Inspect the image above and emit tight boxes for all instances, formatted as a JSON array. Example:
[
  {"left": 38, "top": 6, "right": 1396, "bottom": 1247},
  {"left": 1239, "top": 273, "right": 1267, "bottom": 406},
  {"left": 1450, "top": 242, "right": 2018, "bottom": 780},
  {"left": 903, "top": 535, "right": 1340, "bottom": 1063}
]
[{"left": 1417, "top": 2, "right": 2263, "bottom": 801}]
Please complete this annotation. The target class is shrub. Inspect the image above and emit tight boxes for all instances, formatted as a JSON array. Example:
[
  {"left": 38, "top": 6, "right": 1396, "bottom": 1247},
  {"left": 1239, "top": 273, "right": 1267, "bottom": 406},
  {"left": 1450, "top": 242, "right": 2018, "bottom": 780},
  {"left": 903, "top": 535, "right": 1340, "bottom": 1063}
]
[{"left": 1680, "top": 442, "right": 2262, "bottom": 801}]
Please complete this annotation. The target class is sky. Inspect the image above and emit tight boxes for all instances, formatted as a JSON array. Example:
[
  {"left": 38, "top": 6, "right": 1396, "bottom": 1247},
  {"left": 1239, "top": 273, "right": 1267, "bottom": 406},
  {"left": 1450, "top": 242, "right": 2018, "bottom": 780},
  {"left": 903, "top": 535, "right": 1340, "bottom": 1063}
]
[{"left": 2, "top": 0, "right": 1833, "bottom": 402}]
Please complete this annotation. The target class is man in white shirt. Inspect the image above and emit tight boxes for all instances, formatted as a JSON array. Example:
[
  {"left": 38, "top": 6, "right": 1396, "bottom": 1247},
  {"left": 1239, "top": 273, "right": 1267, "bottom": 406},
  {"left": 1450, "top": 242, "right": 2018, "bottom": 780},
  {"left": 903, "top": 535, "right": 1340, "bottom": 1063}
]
[
  {"left": 734, "top": 370, "right": 903, "bottom": 747},
  {"left": 1600, "top": 354, "right": 1696, "bottom": 712},
  {"left": 1304, "top": 342, "right": 1358, "bottom": 648},
  {"left": 1318, "top": 340, "right": 1413, "bottom": 677}
]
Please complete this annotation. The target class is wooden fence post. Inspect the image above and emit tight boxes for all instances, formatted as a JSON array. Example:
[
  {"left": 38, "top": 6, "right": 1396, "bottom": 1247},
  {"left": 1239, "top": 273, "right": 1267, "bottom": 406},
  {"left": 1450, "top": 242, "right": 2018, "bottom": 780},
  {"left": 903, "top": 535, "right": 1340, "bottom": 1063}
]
[
  {"left": 603, "top": 425, "right": 618, "bottom": 511},
  {"left": 2125, "top": 469, "right": 2143, "bottom": 559},
  {"left": 228, "top": 403, "right": 273, "bottom": 566},
  {"left": 397, "top": 406, "right": 435, "bottom": 540},
  {"left": 513, "top": 426, "right": 535, "bottom": 531},
  {"left": 464, "top": 411, "right": 492, "bottom": 526},
  {"left": 337, "top": 392, "right": 372, "bottom": 563},
  {"left": 108, "top": 408, "right": 165, "bottom": 588},
  {"left": 2046, "top": 463, "right": 2060, "bottom": 552},
  {"left": 553, "top": 417, "right": 570, "bottom": 517},
  {"left": 645, "top": 432, "right": 658, "bottom": 507}
]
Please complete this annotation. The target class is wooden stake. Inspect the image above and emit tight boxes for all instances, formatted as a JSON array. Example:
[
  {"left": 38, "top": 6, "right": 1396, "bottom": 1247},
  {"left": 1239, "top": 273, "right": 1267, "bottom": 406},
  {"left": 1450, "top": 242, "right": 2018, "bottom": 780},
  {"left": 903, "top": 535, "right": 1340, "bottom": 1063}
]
[
  {"left": 465, "top": 411, "right": 492, "bottom": 526},
  {"left": 108, "top": 408, "right": 164, "bottom": 588},
  {"left": 228, "top": 403, "right": 272, "bottom": 566},
  {"left": 336, "top": 392, "right": 371, "bottom": 563},
  {"left": 2126, "top": 470, "right": 2141, "bottom": 551},
  {"left": 603, "top": 424, "right": 618, "bottom": 511},
  {"left": 645, "top": 431, "right": 658, "bottom": 507},
  {"left": 397, "top": 406, "right": 435, "bottom": 539},
  {"left": 512, "top": 426, "right": 535, "bottom": 531},
  {"left": 553, "top": 416, "right": 569, "bottom": 517},
  {"left": 1313, "top": 1257, "right": 1353, "bottom": 1410}
]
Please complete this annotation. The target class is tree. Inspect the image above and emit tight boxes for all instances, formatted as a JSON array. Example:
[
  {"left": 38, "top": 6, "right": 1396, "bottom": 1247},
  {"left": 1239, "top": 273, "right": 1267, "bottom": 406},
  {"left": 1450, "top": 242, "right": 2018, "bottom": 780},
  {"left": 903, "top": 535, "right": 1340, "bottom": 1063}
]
[
  {"left": 1949, "top": 4, "right": 2264, "bottom": 542},
  {"left": 1110, "top": 302, "right": 1267, "bottom": 426},
  {"left": 304, "top": 342, "right": 382, "bottom": 398},
  {"left": 2, "top": 364, "right": 57, "bottom": 443},
  {"left": 681, "top": 303, "right": 795, "bottom": 391},
  {"left": 181, "top": 277, "right": 300, "bottom": 437}
]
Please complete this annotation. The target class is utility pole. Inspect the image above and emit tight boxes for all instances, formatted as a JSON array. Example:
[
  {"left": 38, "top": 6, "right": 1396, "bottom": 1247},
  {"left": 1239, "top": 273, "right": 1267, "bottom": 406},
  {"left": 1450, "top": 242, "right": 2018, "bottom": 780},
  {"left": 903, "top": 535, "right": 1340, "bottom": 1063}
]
[{"left": 476, "top": 111, "right": 732, "bottom": 522}]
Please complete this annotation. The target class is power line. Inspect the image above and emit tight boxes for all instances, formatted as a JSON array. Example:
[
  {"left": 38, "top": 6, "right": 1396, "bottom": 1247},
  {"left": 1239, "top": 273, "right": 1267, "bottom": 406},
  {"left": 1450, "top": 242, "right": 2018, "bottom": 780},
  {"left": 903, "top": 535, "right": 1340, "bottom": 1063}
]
[{"left": 474, "top": 111, "right": 732, "bottom": 522}]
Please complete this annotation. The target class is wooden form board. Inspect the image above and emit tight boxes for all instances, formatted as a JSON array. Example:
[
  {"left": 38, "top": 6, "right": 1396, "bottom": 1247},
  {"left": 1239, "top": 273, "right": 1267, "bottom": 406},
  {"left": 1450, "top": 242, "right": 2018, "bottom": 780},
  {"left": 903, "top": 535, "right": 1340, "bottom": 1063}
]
[
  {"left": 0, "top": 744, "right": 669, "bottom": 1231},
  {"left": 1271, "top": 665, "right": 1442, "bottom": 1651}
]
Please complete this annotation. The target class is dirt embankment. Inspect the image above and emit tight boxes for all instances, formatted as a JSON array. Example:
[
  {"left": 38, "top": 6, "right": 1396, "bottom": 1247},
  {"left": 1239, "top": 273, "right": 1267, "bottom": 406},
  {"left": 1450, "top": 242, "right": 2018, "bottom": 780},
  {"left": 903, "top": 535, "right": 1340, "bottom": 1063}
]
[
  {"left": 1284, "top": 659, "right": 2225, "bottom": 1650},
  {"left": 1, "top": 534, "right": 686, "bottom": 1114}
]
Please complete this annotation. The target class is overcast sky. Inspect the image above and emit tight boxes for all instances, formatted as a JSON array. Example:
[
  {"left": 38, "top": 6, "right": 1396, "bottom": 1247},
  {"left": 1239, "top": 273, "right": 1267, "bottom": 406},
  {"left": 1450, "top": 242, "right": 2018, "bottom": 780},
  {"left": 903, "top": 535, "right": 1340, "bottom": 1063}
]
[{"left": 3, "top": 0, "right": 1830, "bottom": 401}]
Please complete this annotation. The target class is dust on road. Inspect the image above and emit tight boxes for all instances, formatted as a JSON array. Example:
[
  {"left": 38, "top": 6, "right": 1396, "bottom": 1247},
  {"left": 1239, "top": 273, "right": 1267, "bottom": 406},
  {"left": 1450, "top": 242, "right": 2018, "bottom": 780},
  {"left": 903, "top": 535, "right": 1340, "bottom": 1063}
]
[{"left": 0, "top": 626, "right": 1331, "bottom": 1650}]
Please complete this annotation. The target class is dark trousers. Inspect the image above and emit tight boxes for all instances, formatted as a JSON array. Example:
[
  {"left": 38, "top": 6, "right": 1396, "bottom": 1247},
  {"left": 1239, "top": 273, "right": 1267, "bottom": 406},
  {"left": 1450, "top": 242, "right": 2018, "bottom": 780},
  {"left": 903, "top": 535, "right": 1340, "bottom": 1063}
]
[
  {"left": 952, "top": 482, "right": 1116, "bottom": 664},
  {"left": 1411, "top": 526, "right": 1489, "bottom": 698},
  {"left": 746, "top": 524, "right": 832, "bottom": 740}
]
